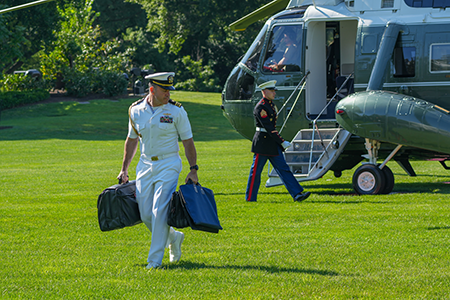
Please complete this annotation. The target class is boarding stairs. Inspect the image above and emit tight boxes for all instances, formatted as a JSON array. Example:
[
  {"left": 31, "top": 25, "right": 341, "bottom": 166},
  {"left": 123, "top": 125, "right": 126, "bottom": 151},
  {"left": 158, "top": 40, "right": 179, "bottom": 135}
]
[
  {"left": 265, "top": 72, "right": 354, "bottom": 187},
  {"left": 266, "top": 126, "right": 352, "bottom": 187}
]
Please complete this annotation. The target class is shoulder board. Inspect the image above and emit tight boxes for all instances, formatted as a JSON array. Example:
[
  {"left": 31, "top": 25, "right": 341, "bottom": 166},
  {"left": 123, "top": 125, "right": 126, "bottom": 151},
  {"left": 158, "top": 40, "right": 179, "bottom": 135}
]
[
  {"left": 169, "top": 99, "right": 182, "bottom": 107},
  {"left": 128, "top": 97, "right": 145, "bottom": 138},
  {"left": 130, "top": 97, "right": 145, "bottom": 109}
]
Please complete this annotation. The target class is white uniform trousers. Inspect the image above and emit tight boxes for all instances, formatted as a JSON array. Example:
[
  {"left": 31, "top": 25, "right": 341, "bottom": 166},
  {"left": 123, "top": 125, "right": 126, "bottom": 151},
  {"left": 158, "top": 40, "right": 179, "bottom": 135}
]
[{"left": 136, "top": 155, "right": 182, "bottom": 265}]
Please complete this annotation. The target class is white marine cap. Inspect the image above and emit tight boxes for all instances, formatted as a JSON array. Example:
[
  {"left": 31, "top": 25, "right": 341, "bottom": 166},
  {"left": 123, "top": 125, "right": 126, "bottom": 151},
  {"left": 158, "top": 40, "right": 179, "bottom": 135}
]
[
  {"left": 258, "top": 80, "right": 277, "bottom": 90},
  {"left": 145, "top": 72, "right": 175, "bottom": 90}
]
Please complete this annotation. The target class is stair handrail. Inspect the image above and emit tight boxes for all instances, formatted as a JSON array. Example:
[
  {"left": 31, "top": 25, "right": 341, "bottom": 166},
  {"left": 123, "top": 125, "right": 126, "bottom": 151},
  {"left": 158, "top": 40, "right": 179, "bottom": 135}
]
[
  {"left": 307, "top": 127, "right": 345, "bottom": 175},
  {"left": 308, "top": 73, "right": 353, "bottom": 172},
  {"left": 314, "top": 72, "right": 354, "bottom": 122},
  {"left": 279, "top": 80, "right": 307, "bottom": 134},
  {"left": 278, "top": 70, "right": 310, "bottom": 115},
  {"left": 308, "top": 120, "right": 327, "bottom": 172}
]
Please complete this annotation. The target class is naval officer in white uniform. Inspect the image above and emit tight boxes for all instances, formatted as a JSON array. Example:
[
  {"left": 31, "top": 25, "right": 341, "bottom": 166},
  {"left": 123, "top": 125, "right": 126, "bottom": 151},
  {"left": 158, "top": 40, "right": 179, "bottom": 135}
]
[{"left": 117, "top": 72, "right": 199, "bottom": 269}]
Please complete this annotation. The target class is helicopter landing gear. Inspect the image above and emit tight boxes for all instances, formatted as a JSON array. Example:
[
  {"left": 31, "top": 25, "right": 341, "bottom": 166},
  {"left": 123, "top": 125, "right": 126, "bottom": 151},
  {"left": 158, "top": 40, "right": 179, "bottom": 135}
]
[
  {"left": 353, "top": 164, "right": 385, "bottom": 195},
  {"left": 380, "top": 165, "right": 395, "bottom": 194},
  {"left": 352, "top": 164, "right": 395, "bottom": 195},
  {"left": 352, "top": 139, "right": 402, "bottom": 195}
]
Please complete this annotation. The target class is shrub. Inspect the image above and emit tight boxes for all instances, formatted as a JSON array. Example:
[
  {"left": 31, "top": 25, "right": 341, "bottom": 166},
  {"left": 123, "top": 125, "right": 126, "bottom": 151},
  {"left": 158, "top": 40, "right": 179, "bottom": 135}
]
[
  {"left": 0, "top": 73, "right": 52, "bottom": 92},
  {"left": 0, "top": 89, "right": 49, "bottom": 110},
  {"left": 101, "top": 71, "right": 128, "bottom": 97},
  {"left": 63, "top": 68, "right": 128, "bottom": 98},
  {"left": 63, "top": 68, "right": 94, "bottom": 98}
]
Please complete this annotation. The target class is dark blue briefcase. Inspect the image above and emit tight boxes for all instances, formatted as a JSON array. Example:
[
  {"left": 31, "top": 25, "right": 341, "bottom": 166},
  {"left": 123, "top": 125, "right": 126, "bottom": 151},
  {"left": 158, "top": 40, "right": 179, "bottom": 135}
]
[{"left": 178, "top": 181, "right": 222, "bottom": 233}]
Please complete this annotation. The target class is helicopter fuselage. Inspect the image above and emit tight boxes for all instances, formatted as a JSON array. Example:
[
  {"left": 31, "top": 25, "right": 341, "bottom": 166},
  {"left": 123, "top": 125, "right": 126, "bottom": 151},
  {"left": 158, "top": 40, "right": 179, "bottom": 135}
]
[{"left": 221, "top": 0, "right": 450, "bottom": 194}]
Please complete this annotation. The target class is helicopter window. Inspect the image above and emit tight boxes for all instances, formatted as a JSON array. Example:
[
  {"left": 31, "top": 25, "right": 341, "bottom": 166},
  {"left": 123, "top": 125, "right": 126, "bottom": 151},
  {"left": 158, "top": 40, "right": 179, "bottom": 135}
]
[
  {"left": 362, "top": 34, "right": 378, "bottom": 54},
  {"left": 404, "top": 0, "right": 450, "bottom": 8},
  {"left": 225, "top": 66, "right": 255, "bottom": 100},
  {"left": 430, "top": 44, "right": 450, "bottom": 72},
  {"left": 273, "top": 9, "right": 305, "bottom": 20},
  {"left": 242, "top": 24, "right": 268, "bottom": 72},
  {"left": 393, "top": 46, "right": 415, "bottom": 77},
  {"left": 262, "top": 25, "right": 302, "bottom": 73}
]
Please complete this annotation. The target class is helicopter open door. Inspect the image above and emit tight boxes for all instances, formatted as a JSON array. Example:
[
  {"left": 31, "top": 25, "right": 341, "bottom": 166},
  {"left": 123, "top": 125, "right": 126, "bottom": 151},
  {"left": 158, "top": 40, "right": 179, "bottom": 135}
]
[{"left": 305, "top": 20, "right": 358, "bottom": 119}]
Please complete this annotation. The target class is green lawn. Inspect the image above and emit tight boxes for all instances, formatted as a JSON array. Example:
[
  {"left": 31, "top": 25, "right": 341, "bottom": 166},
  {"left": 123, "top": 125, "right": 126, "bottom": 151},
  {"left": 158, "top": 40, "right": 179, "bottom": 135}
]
[{"left": 1, "top": 91, "right": 449, "bottom": 299}]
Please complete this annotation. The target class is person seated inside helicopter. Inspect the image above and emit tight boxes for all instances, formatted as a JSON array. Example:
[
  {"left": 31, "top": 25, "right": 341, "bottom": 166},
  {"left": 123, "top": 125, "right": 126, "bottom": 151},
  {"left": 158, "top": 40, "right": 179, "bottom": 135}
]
[{"left": 265, "top": 29, "right": 299, "bottom": 72}]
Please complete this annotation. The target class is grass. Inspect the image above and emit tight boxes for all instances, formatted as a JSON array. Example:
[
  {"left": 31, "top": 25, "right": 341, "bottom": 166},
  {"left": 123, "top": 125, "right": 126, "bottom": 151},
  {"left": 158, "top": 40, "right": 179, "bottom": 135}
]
[{"left": 1, "top": 91, "right": 450, "bottom": 299}]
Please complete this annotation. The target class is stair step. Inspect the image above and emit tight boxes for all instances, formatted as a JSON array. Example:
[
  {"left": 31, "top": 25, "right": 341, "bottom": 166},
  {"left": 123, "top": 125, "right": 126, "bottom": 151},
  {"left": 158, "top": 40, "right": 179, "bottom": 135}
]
[
  {"left": 269, "top": 163, "right": 314, "bottom": 176},
  {"left": 294, "top": 128, "right": 340, "bottom": 140},
  {"left": 266, "top": 129, "right": 353, "bottom": 187},
  {"left": 285, "top": 153, "right": 322, "bottom": 163},
  {"left": 292, "top": 140, "right": 332, "bottom": 151}
]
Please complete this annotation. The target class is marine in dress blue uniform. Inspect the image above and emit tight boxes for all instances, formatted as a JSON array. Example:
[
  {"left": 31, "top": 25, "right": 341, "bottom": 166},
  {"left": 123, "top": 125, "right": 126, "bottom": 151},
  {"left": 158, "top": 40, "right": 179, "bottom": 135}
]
[
  {"left": 118, "top": 72, "right": 199, "bottom": 269},
  {"left": 245, "top": 80, "right": 311, "bottom": 202}
]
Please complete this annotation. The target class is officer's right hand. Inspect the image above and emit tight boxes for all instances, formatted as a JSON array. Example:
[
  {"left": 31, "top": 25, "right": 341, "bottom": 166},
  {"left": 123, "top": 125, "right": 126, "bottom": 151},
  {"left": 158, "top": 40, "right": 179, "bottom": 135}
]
[{"left": 117, "top": 171, "right": 129, "bottom": 184}]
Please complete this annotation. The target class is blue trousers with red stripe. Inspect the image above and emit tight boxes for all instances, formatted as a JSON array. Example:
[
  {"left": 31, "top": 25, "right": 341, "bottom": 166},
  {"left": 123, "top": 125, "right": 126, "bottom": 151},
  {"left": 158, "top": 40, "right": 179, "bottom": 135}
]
[{"left": 245, "top": 147, "right": 304, "bottom": 202}]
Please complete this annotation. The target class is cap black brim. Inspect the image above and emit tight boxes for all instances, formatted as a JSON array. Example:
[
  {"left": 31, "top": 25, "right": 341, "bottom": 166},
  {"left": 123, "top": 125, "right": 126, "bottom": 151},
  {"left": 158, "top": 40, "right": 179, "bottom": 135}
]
[{"left": 155, "top": 83, "right": 175, "bottom": 90}]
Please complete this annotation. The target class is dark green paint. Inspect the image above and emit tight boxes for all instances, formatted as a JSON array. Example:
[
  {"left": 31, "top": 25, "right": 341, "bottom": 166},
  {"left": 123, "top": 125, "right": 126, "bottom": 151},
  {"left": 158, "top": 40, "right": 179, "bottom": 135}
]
[{"left": 336, "top": 91, "right": 450, "bottom": 155}]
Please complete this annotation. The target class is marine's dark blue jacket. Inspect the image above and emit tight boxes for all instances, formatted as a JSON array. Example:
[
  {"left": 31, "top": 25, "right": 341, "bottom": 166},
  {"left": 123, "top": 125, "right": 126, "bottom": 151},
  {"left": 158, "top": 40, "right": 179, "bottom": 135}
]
[{"left": 251, "top": 97, "right": 286, "bottom": 156}]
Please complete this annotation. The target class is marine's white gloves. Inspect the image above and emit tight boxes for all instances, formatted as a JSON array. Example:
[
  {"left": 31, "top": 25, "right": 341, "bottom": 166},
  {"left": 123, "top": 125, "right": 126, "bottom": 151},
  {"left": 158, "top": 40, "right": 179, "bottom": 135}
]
[{"left": 281, "top": 141, "right": 291, "bottom": 150}]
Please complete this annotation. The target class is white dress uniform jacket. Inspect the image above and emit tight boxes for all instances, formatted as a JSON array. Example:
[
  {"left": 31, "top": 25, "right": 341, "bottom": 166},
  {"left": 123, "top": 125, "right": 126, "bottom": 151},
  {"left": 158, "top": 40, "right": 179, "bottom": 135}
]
[{"left": 128, "top": 98, "right": 193, "bottom": 265}]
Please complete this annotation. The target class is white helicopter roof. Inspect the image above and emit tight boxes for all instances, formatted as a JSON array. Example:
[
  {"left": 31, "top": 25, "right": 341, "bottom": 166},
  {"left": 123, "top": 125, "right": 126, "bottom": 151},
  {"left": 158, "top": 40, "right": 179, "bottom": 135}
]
[
  {"left": 286, "top": 0, "right": 450, "bottom": 26},
  {"left": 288, "top": 0, "right": 344, "bottom": 8}
]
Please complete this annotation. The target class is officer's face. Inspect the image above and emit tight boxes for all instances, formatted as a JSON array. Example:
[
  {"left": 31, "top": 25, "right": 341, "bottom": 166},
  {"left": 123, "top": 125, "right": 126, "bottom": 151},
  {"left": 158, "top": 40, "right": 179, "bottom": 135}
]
[{"left": 152, "top": 85, "right": 170, "bottom": 106}]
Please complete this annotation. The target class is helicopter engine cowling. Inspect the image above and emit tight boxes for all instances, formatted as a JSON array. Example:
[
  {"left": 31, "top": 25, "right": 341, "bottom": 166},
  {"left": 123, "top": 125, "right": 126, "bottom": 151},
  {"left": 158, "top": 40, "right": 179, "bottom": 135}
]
[{"left": 335, "top": 90, "right": 450, "bottom": 155}]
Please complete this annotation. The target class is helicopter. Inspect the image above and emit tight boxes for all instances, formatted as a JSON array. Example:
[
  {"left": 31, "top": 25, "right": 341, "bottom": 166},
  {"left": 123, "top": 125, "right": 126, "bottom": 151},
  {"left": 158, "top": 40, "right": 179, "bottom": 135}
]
[{"left": 221, "top": 0, "right": 450, "bottom": 195}]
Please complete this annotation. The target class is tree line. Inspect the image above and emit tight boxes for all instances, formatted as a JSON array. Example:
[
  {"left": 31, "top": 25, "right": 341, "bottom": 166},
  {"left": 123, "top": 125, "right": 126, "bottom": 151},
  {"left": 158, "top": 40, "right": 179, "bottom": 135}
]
[{"left": 0, "top": 0, "right": 269, "bottom": 94}]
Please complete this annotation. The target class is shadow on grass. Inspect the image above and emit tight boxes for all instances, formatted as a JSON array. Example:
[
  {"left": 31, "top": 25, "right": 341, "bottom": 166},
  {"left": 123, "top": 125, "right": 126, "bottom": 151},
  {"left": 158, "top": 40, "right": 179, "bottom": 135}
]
[
  {"left": 427, "top": 226, "right": 450, "bottom": 230},
  {"left": 215, "top": 180, "right": 450, "bottom": 201},
  {"left": 141, "top": 261, "right": 340, "bottom": 276},
  {"left": 303, "top": 181, "right": 450, "bottom": 195}
]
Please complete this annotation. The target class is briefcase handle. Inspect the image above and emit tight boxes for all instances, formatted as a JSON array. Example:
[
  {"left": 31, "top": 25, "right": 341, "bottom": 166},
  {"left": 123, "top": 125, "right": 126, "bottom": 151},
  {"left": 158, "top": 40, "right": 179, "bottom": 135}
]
[
  {"left": 118, "top": 175, "right": 129, "bottom": 185},
  {"left": 186, "top": 178, "right": 198, "bottom": 185},
  {"left": 186, "top": 179, "right": 205, "bottom": 194}
]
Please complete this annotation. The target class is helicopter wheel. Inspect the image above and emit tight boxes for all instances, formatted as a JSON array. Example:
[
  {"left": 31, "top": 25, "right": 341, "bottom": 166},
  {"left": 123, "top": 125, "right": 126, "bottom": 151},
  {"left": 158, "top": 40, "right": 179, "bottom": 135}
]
[
  {"left": 352, "top": 164, "right": 386, "bottom": 195},
  {"left": 380, "top": 165, "right": 395, "bottom": 194}
]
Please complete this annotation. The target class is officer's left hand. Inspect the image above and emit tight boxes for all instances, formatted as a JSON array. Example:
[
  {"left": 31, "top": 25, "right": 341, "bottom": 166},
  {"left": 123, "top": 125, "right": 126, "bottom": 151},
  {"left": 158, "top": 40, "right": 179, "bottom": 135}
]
[{"left": 185, "top": 170, "right": 198, "bottom": 184}]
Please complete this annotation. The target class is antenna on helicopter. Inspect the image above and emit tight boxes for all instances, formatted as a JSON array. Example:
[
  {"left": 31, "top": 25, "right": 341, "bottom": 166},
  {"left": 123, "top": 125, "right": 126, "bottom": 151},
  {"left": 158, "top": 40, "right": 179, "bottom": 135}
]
[{"left": 0, "top": 0, "right": 55, "bottom": 15}]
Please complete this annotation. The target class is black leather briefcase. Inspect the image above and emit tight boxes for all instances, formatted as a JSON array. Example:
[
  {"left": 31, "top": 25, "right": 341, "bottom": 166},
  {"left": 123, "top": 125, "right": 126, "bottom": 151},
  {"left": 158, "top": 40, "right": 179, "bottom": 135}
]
[
  {"left": 167, "top": 190, "right": 190, "bottom": 229},
  {"left": 97, "top": 180, "right": 142, "bottom": 231}
]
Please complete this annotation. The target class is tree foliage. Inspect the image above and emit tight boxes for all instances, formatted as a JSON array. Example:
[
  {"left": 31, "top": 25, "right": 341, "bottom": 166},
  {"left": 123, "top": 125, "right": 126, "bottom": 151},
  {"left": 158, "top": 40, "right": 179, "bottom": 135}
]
[
  {"left": 92, "top": 0, "right": 147, "bottom": 39},
  {"left": 0, "top": 0, "right": 60, "bottom": 74},
  {"left": 175, "top": 56, "right": 221, "bottom": 92},
  {"left": 1, "top": 0, "right": 273, "bottom": 92},
  {"left": 40, "top": 0, "right": 128, "bottom": 74},
  {"left": 0, "top": 10, "right": 26, "bottom": 75},
  {"left": 38, "top": 0, "right": 130, "bottom": 97},
  {"left": 131, "top": 0, "right": 269, "bottom": 88}
]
